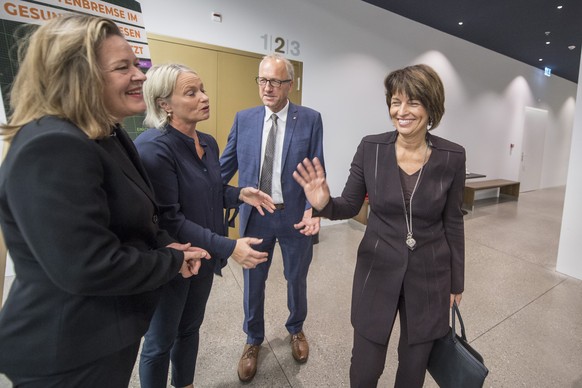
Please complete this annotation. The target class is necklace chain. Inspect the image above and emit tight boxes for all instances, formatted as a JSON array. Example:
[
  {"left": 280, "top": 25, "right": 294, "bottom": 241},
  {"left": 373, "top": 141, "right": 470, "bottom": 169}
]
[{"left": 401, "top": 141, "right": 429, "bottom": 251}]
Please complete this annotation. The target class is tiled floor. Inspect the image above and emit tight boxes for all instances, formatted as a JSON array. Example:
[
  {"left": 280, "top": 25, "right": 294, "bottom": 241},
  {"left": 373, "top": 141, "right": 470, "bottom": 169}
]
[{"left": 2, "top": 186, "right": 582, "bottom": 387}]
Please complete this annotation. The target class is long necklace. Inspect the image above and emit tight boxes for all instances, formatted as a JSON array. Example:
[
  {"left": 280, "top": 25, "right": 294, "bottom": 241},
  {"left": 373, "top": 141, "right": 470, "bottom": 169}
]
[{"left": 401, "top": 142, "right": 429, "bottom": 251}]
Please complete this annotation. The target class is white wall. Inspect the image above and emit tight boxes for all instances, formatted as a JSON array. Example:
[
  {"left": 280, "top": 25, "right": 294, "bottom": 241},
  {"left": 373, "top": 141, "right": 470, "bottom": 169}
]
[
  {"left": 557, "top": 51, "right": 582, "bottom": 280},
  {"left": 137, "top": 0, "right": 576, "bottom": 197}
]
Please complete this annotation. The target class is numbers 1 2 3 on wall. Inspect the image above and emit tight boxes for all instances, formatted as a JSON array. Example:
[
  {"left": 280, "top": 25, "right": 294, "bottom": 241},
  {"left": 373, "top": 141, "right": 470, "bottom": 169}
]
[{"left": 260, "top": 34, "right": 300, "bottom": 56}]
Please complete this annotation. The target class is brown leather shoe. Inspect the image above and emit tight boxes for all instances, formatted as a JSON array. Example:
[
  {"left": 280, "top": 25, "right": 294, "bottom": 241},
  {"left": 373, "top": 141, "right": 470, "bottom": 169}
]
[
  {"left": 237, "top": 344, "right": 260, "bottom": 382},
  {"left": 290, "top": 331, "right": 309, "bottom": 363}
]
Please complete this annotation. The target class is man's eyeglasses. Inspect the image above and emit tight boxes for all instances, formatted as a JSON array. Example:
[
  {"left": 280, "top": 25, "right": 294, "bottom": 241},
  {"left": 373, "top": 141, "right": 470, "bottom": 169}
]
[{"left": 255, "top": 77, "right": 292, "bottom": 88}]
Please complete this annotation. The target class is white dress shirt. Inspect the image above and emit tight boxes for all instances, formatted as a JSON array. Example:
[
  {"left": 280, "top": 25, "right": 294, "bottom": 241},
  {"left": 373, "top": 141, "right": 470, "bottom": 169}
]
[{"left": 260, "top": 101, "right": 289, "bottom": 204}]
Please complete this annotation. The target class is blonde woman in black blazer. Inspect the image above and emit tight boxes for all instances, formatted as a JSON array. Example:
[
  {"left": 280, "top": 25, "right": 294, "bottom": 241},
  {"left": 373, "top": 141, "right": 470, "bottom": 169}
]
[
  {"left": 294, "top": 65, "right": 465, "bottom": 388},
  {"left": 0, "top": 15, "right": 208, "bottom": 387}
]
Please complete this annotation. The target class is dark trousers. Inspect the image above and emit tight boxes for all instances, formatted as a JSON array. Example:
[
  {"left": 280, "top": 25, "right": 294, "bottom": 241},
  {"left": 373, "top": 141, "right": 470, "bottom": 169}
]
[
  {"left": 350, "top": 292, "right": 434, "bottom": 388},
  {"left": 7, "top": 341, "right": 140, "bottom": 388},
  {"left": 139, "top": 272, "right": 214, "bottom": 388},
  {"left": 243, "top": 208, "right": 313, "bottom": 344}
]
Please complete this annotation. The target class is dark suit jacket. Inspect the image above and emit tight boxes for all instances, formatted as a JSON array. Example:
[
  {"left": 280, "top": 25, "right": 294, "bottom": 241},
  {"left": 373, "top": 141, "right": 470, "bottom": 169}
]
[
  {"left": 220, "top": 102, "right": 324, "bottom": 235},
  {"left": 317, "top": 131, "right": 465, "bottom": 345},
  {"left": 0, "top": 116, "right": 183, "bottom": 375},
  {"left": 135, "top": 126, "right": 241, "bottom": 276}
]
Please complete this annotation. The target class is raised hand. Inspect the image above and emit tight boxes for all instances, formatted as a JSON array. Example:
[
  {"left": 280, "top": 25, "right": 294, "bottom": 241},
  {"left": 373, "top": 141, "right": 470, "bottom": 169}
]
[
  {"left": 240, "top": 187, "right": 276, "bottom": 216},
  {"left": 231, "top": 237, "right": 269, "bottom": 269},
  {"left": 292, "top": 157, "right": 330, "bottom": 211}
]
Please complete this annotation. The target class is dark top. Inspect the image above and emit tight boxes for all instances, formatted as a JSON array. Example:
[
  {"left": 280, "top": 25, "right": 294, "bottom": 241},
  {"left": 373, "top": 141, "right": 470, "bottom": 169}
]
[
  {"left": 0, "top": 117, "right": 183, "bottom": 375},
  {"left": 316, "top": 131, "right": 465, "bottom": 345},
  {"left": 135, "top": 125, "right": 241, "bottom": 276},
  {"left": 399, "top": 168, "right": 421, "bottom": 209}
]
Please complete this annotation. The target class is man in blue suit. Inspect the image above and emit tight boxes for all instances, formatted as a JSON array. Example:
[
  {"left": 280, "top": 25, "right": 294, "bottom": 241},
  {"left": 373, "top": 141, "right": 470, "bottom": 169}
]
[{"left": 220, "top": 54, "right": 325, "bottom": 382}]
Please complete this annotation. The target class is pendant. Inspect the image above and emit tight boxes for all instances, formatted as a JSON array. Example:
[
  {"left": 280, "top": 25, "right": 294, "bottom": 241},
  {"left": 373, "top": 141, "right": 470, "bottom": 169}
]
[{"left": 406, "top": 233, "right": 417, "bottom": 251}]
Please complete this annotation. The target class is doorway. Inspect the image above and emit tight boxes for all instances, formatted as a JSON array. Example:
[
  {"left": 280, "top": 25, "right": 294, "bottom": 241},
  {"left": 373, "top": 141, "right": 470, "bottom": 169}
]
[{"left": 519, "top": 107, "right": 547, "bottom": 192}]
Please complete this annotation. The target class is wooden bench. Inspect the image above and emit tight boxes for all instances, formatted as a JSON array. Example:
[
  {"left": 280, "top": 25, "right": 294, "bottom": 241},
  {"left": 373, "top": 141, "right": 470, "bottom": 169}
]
[{"left": 463, "top": 179, "right": 520, "bottom": 211}]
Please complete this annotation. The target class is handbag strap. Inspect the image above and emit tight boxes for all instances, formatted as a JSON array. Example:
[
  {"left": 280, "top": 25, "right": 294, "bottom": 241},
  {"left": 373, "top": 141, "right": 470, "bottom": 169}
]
[{"left": 451, "top": 300, "right": 468, "bottom": 341}]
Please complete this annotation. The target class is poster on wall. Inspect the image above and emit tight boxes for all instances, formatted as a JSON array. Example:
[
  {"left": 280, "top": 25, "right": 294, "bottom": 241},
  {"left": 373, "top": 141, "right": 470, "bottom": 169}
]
[{"left": 0, "top": 0, "right": 150, "bottom": 138}]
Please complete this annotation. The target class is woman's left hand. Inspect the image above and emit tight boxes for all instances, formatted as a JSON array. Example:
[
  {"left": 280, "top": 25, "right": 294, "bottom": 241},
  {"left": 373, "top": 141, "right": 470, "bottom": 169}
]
[
  {"left": 450, "top": 293, "right": 463, "bottom": 308},
  {"left": 293, "top": 208, "right": 320, "bottom": 236},
  {"left": 240, "top": 187, "right": 276, "bottom": 215}
]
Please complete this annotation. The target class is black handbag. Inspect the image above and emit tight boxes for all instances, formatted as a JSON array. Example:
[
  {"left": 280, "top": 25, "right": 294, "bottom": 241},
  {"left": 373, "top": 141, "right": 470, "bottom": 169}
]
[{"left": 427, "top": 301, "right": 489, "bottom": 388}]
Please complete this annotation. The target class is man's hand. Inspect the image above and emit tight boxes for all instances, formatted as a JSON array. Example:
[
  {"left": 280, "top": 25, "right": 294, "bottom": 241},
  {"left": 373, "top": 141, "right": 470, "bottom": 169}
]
[
  {"left": 240, "top": 187, "right": 276, "bottom": 216},
  {"left": 231, "top": 238, "right": 269, "bottom": 269}
]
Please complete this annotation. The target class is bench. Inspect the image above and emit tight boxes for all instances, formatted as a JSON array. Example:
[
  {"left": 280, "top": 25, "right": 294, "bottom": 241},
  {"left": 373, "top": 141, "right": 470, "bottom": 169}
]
[{"left": 463, "top": 179, "right": 520, "bottom": 211}]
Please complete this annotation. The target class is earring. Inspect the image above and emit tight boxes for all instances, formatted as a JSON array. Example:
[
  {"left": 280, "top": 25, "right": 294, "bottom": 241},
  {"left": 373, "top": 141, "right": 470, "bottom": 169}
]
[
  {"left": 167, "top": 111, "right": 173, "bottom": 120},
  {"left": 427, "top": 120, "right": 433, "bottom": 130}
]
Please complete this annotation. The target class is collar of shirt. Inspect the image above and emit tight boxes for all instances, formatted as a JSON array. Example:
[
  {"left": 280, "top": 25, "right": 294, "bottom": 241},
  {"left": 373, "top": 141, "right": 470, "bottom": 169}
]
[
  {"left": 165, "top": 124, "right": 207, "bottom": 146},
  {"left": 164, "top": 124, "right": 209, "bottom": 164},
  {"left": 264, "top": 100, "right": 290, "bottom": 124}
]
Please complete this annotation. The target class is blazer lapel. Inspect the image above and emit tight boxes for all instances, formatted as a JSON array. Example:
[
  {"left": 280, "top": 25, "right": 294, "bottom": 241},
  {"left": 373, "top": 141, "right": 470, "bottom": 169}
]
[
  {"left": 281, "top": 102, "right": 298, "bottom": 170},
  {"left": 253, "top": 108, "right": 266, "bottom": 182},
  {"left": 98, "top": 127, "right": 158, "bottom": 205}
]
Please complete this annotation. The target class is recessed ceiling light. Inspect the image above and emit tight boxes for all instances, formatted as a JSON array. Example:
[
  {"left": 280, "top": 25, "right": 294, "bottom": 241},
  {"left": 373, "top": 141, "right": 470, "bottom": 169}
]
[
  {"left": 557, "top": 5, "right": 563, "bottom": 9},
  {"left": 546, "top": 41, "right": 551, "bottom": 45},
  {"left": 458, "top": 21, "right": 463, "bottom": 26},
  {"left": 539, "top": 58, "right": 543, "bottom": 61},
  {"left": 568, "top": 45, "right": 576, "bottom": 50}
]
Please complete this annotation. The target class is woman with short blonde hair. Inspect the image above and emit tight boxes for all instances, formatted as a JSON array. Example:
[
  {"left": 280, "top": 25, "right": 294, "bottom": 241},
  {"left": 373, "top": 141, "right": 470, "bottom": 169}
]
[{"left": 136, "top": 63, "right": 274, "bottom": 388}]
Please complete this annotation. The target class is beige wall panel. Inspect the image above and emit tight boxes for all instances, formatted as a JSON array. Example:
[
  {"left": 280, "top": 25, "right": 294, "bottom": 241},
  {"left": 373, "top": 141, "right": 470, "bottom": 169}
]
[
  {"left": 216, "top": 52, "right": 263, "bottom": 151},
  {"left": 290, "top": 61, "right": 303, "bottom": 106}
]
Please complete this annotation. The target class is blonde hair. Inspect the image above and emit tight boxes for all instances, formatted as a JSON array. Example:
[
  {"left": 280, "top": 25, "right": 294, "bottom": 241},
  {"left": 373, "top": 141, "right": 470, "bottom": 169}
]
[
  {"left": 1, "top": 14, "right": 124, "bottom": 141},
  {"left": 143, "top": 64, "right": 198, "bottom": 129}
]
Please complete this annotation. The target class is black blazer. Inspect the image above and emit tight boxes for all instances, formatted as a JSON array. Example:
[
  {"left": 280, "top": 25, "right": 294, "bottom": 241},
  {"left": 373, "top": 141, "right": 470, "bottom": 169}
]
[
  {"left": 0, "top": 116, "right": 183, "bottom": 375},
  {"left": 317, "top": 131, "right": 465, "bottom": 345}
]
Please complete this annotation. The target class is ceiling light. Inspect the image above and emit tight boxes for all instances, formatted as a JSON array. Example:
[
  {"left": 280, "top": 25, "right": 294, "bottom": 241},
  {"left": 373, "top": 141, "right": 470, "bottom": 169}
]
[
  {"left": 546, "top": 41, "right": 551, "bottom": 45},
  {"left": 568, "top": 45, "right": 576, "bottom": 50},
  {"left": 545, "top": 31, "right": 550, "bottom": 36},
  {"left": 557, "top": 5, "right": 563, "bottom": 9},
  {"left": 539, "top": 58, "right": 543, "bottom": 62},
  {"left": 458, "top": 21, "right": 463, "bottom": 26}
]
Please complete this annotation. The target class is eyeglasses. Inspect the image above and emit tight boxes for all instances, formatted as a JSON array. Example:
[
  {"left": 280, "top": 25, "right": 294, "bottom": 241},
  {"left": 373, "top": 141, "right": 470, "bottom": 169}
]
[{"left": 255, "top": 77, "right": 292, "bottom": 88}]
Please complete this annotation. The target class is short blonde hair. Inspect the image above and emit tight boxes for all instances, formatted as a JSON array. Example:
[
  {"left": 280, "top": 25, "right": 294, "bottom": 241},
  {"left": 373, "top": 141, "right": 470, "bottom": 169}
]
[
  {"left": 384, "top": 64, "right": 445, "bottom": 130},
  {"left": 1, "top": 14, "right": 123, "bottom": 140},
  {"left": 143, "top": 64, "right": 198, "bottom": 129}
]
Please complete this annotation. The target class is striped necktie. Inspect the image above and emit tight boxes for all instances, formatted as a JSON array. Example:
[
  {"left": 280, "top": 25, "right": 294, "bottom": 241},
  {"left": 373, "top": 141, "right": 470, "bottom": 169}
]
[{"left": 259, "top": 113, "right": 278, "bottom": 196}]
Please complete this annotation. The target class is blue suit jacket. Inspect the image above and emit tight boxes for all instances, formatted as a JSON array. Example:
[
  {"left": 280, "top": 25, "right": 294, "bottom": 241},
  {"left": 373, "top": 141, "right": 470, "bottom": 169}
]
[{"left": 220, "top": 102, "right": 324, "bottom": 235}]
